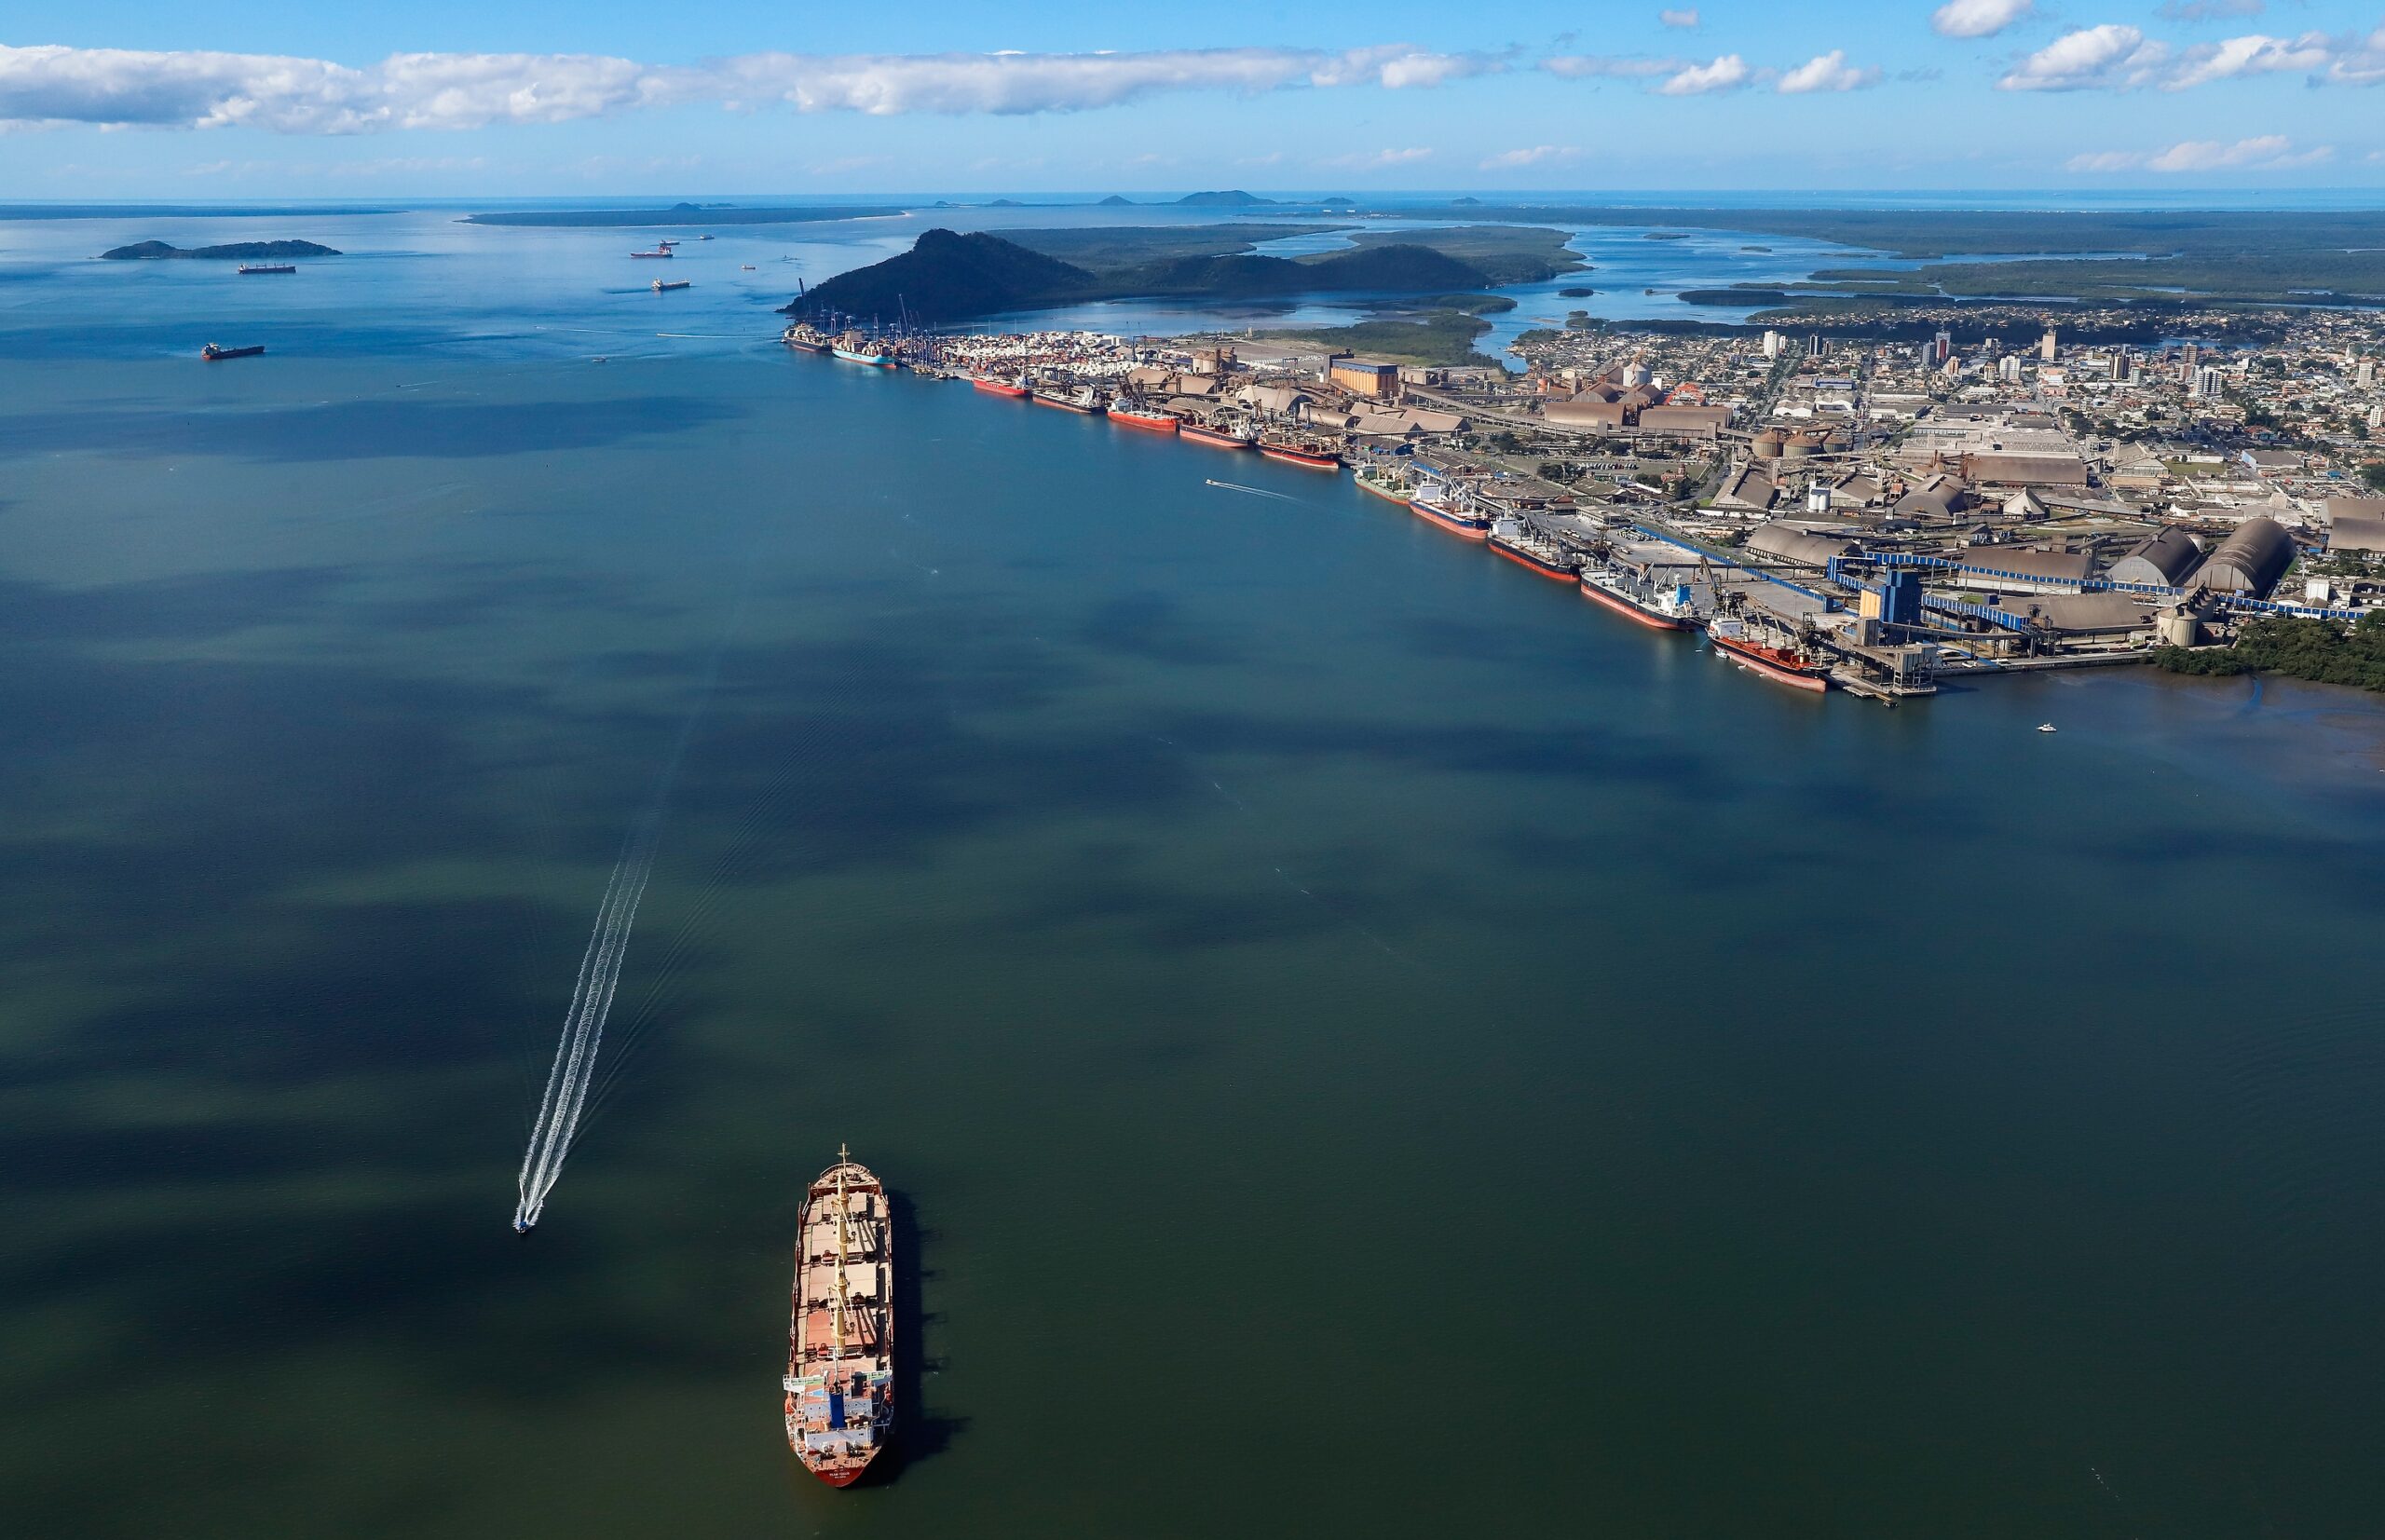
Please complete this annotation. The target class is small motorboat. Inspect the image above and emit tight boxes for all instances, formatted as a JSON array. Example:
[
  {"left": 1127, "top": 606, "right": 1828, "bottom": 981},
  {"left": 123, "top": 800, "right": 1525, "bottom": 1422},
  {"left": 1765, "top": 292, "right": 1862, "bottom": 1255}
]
[{"left": 2037, "top": 723, "right": 2058, "bottom": 733}]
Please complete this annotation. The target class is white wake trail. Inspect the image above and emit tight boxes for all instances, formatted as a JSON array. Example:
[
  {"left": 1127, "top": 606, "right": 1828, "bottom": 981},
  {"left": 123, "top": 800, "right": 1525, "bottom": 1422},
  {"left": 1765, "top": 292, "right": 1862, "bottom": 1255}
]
[{"left": 513, "top": 841, "right": 655, "bottom": 1230}]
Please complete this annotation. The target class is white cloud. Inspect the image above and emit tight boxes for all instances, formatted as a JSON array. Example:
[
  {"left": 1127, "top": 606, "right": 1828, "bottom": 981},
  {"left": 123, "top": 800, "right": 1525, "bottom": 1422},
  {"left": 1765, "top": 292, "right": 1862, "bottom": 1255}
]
[
  {"left": 1656, "top": 55, "right": 1751, "bottom": 95},
  {"left": 1658, "top": 9, "right": 1700, "bottom": 28},
  {"left": 1325, "top": 146, "right": 1434, "bottom": 170},
  {"left": 2066, "top": 134, "right": 2333, "bottom": 171},
  {"left": 1777, "top": 51, "right": 1880, "bottom": 93},
  {"left": 2146, "top": 134, "right": 2330, "bottom": 170},
  {"left": 0, "top": 42, "right": 1501, "bottom": 131},
  {"left": 1932, "top": 0, "right": 2035, "bottom": 40},
  {"left": 2163, "top": 32, "right": 2331, "bottom": 89},
  {"left": 1480, "top": 144, "right": 1582, "bottom": 169},
  {"left": 2329, "top": 25, "right": 2385, "bottom": 86},
  {"left": 1540, "top": 54, "right": 1684, "bottom": 80},
  {"left": 1997, "top": 25, "right": 2169, "bottom": 91}
]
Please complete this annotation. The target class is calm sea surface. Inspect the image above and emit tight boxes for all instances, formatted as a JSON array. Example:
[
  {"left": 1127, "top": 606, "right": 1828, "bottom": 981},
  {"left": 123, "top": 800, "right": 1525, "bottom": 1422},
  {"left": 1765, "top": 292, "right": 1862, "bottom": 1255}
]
[{"left": 3, "top": 210, "right": 2383, "bottom": 1539}]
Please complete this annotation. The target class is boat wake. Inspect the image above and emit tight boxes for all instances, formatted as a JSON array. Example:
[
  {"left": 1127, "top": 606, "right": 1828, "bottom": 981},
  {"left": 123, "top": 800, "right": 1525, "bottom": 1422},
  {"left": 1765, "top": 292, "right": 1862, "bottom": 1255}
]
[
  {"left": 513, "top": 837, "right": 654, "bottom": 1231},
  {"left": 1205, "top": 479, "right": 1298, "bottom": 502}
]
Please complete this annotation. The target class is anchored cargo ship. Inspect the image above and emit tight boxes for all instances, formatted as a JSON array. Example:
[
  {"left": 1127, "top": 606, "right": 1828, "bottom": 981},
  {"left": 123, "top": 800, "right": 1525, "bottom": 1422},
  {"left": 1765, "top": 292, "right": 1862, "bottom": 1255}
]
[
  {"left": 652, "top": 279, "right": 690, "bottom": 292},
  {"left": 1709, "top": 621, "right": 1830, "bottom": 693},
  {"left": 1488, "top": 519, "right": 1580, "bottom": 581},
  {"left": 631, "top": 248, "right": 673, "bottom": 259},
  {"left": 237, "top": 264, "right": 296, "bottom": 275},
  {"left": 1107, "top": 402, "right": 1179, "bottom": 433},
  {"left": 785, "top": 1147, "right": 894, "bottom": 1489},
  {"left": 1580, "top": 567, "right": 1695, "bottom": 631},
  {"left": 200, "top": 343, "right": 265, "bottom": 361}
]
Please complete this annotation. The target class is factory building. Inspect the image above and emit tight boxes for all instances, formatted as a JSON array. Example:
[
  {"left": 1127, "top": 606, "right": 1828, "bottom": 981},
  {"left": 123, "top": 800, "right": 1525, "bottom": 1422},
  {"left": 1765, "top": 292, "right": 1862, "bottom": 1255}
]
[
  {"left": 2325, "top": 497, "right": 2385, "bottom": 556},
  {"left": 1959, "top": 451, "right": 2092, "bottom": 489},
  {"left": 1747, "top": 522, "right": 1859, "bottom": 569},
  {"left": 1949, "top": 547, "right": 2095, "bottom": 593},
  {"left": 2190, "top": 515, "right": 2296, "bottom": 599},
  {"left": 1327, "top": 357, "right": 1401, "bottom": 399},
  {"left": 2106, "top": 527, "right": 2204, "bottom": 588}
]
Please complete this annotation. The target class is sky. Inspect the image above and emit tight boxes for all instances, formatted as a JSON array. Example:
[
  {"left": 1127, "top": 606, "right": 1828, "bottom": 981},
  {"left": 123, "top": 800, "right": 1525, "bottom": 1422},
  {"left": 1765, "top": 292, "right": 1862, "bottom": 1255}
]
[{"left": 5, "top": 1, "right": 2385, "bottom": 198}]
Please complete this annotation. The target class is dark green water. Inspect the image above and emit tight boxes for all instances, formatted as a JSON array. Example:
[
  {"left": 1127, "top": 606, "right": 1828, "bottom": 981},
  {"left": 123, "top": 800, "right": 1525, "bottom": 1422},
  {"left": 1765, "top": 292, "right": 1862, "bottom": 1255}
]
[{"left": 4, "top": 273, "right": 2384, "bottom": 1536}]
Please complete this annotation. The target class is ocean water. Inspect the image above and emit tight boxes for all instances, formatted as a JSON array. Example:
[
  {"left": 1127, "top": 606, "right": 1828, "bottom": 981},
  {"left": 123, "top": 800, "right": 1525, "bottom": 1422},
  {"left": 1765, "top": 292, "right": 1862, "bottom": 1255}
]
[{"left": 3, "top": 211, "right": 2384, "bottom": 1539}]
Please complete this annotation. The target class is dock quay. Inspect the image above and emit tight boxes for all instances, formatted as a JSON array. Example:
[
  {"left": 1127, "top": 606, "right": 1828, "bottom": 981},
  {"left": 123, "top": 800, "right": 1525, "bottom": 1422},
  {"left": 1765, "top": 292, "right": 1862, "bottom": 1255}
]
[{"left": 770, "top": 315, "right": 2375, "bottom": 707}]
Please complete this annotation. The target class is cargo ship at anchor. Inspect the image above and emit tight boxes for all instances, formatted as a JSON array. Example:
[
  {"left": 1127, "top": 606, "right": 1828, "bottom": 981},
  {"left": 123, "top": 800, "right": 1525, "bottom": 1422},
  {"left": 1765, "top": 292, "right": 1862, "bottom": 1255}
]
[
  {"left": 200, "top": 342, "right": 265, "bottom": 361},
  {"left": 785, "top": 1147, "right": 894, "bottom": 1488},
  {"left": 1579, "top": 567, "right": 1695, "bottom": 631},
  {"left": 1488, "top": 519, "right": 1580, "bottom": 581},
  {"left": 1708, "top": 620, "right": 1830, "bottom": 693},
  {"left": 237, "top": 263, "right": 296, "bottom": 275},
  {"left": 652, "top": 279, "right": 690, "bottom": 293}
]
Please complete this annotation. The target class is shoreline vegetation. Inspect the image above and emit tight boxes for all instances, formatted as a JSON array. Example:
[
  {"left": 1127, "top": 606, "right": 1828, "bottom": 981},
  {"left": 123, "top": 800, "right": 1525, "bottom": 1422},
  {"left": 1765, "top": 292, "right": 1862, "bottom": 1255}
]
[
  {"left": 100, "top": 239, "right": 338, "bottom": 260},
  {"left": 2158, "top": 614, "right": 2385, "bottom": 692},
  {"left": 787, "top": 225, "right": 1583, "bottom": 327}
]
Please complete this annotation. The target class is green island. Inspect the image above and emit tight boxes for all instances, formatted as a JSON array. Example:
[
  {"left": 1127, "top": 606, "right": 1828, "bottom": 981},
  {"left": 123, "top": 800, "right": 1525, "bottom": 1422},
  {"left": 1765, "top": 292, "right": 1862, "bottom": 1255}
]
[
  {"left": 1259, "top": 293, "right": 1519, "bottom": 367},
  {"left": 789, "top": 225, "right": 1582, "bottom": 325},
  {"left": 462, "top": 203, "right": 899, "bottom": 226},
  {"left": 1382, "top": 205, "right": 2385, "bottom": 306},
  {"left": 100, "top": 239, "right": 339, "bottom": 260},
  {"left": 2158, "top": 613, "right": 2385, "bottom": 692}
]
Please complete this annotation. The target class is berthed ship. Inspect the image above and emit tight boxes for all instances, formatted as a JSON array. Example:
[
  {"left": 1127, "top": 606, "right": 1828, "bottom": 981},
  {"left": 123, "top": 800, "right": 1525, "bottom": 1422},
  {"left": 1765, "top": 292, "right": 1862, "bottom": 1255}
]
[
  {"left": 1708, "top": 620, "right": 1831, "bottom": 693},
  {"left": 1487, "top": 518, "right": 1581, "bottom": 581},
  {"left": 1258, "top": 431, "right": 1342, "bottom": 470},
  {"left": 973, "top": 374, "right": 1029, "bottom": 397},
  {"left": 784, "top": 1147, "right": 894, "bottom": 1488},
  {"left": 1408, "top": 487, "right": 1492, "bottom": 540},
  {"left": 1579, "top": 566, "right": 1696, "bottom": 632},
  {"left": 1107, "top": 401, "right": 1179, "bottom": 433},
  {"left": 1179, "top": 417, "right": 1256, "bottom": 451}
]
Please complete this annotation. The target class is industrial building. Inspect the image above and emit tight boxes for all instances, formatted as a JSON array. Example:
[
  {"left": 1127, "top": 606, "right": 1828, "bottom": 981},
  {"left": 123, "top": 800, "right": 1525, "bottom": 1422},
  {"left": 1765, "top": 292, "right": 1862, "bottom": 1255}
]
[
  {"left": 2106, "top": 527, "right": 2204, "bottom": 587},
  {"left": 1327, "top": 357, "right": 1401, "bottom": 399},
  {"left": 2191, "top": 516, "right": 2297, "bottom": 598}
]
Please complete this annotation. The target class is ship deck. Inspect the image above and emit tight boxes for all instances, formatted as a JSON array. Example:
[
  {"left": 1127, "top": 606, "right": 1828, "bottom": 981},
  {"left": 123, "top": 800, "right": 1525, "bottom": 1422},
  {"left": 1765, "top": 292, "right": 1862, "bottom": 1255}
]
[{"left": 787, "top": 1161, "right": 893, "bottom": 1480}]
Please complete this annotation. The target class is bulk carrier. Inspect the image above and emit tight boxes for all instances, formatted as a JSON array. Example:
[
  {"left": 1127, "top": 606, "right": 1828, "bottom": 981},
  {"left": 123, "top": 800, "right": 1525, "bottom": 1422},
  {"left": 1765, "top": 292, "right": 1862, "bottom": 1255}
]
[{"left": 784, "top": 1147, "right": 894, "bottom": 1488}]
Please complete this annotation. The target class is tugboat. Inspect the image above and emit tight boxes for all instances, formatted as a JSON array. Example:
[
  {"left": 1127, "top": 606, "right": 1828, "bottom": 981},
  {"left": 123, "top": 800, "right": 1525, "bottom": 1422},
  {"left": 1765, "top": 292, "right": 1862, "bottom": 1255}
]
[
  {"left": 200, "top": 342, "right": 266, "bottom": 361},
  {"left": 1708, "top": 620, "right": 1830, "bottom": 693},
  {"left": 785, "top": 1147, "right": 894, "bottom": 1488}
]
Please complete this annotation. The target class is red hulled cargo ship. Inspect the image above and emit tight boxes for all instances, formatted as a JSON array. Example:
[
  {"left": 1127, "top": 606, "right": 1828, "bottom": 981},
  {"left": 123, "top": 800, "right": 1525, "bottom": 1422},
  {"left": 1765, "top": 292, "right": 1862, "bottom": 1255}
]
[
  {"left": 1107, "top": 402, "right": 1179, "bottom": 433},
  {"left": 972, "top": 375, "right": 1029, "bottom": 397},
  {"left": 1409, "top": 493, "right": 1492, "bottom": 540},
  {"left": 1180, "top": 419, "right": 1256, "bottom": 451},
  {"left": 785, "top": 1147, "right": 894, "bottom": 1488},
  {"left": 1709, "top": 623, "right": 1830, "bottom": 693},
  {"left": 1258, "top": 434, "right": 1342, "bottom": 470},
  {"left": 1488, "top": 521, "right": 1580, "bottom": 581}
]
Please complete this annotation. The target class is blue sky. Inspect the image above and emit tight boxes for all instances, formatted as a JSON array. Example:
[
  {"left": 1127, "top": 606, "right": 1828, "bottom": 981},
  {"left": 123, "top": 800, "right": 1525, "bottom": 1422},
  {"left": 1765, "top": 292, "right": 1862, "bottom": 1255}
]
[{"left": 5, "top": 1, "right": 2385, "bottom": 197}]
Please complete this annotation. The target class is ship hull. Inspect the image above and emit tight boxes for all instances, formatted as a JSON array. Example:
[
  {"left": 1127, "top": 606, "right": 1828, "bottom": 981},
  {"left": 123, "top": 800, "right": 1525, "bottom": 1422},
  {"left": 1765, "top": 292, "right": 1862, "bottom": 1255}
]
[
  {"left": 1355, "top": 475, "right": 1412, "bottom": 505},
  {"left": 1490, "top": 538, "right": 1579, "bottom": 581},
  {"left": 833, "top": 348, "right": 897, "bottom": 368},
  {"left": 1261, "top": 445, "right": 1342, "bottom": 470},
  {"left": 786, "top": 1154, "right": 894, "bottom": 1489},
  {"left": 1580, "top": 576, "right": 1691, "bottom": 631},
  {"left": 1711, "top": 634, "right": 1829, "bottom": 692},
  {"left": 1410, "top": 501, "right": 1490, "bottom": 541},
  {"left": 1109, "top": 410, "right": 1179, "bottom": 433},
  {"left": 972, "top": 377, "right": 1028, "bottom": 397},
  {"left": 1032, "top": 393, "right": 1099, "bottom": 414},
  {"left": 1180, "top": 426, "right": 1253, "bottom": 450}
]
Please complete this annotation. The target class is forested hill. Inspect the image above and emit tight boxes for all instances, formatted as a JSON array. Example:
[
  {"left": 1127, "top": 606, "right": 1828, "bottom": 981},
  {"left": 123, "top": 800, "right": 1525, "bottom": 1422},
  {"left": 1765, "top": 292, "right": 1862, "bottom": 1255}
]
[
  {"left": 788, "top": 229, "right": 1497, "bottom": 322},
  {"left": 101, "top": 239, "right": 340, "bottom": 260}
]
